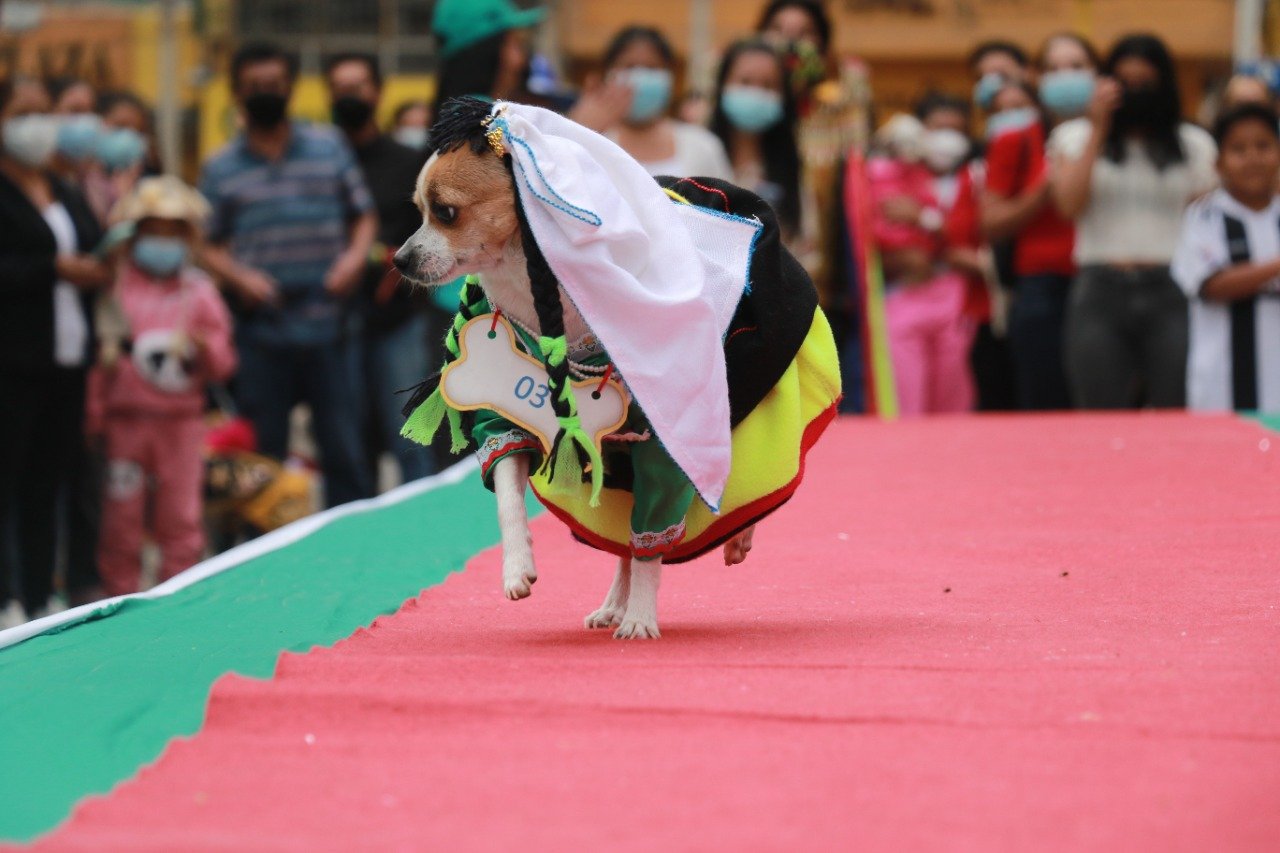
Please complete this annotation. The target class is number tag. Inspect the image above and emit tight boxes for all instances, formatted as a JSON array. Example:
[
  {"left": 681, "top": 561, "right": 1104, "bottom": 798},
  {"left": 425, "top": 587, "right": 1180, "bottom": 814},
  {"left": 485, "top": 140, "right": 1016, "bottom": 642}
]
[{"left": 440, "top": 314, "right": 629, "bottom": 455}]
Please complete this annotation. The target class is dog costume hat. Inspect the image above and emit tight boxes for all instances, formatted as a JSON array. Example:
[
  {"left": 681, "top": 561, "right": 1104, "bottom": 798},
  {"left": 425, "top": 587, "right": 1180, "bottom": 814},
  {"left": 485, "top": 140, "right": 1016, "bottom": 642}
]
[{"left": 403, "top": 97, "right": 841, "bottom": 562}]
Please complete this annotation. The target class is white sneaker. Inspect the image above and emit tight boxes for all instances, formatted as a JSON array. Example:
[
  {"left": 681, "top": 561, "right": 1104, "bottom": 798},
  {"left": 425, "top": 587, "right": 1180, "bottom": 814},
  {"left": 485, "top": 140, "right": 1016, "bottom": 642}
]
[{"left": 0, "top": 601, "right": 27, "bottom": 630}]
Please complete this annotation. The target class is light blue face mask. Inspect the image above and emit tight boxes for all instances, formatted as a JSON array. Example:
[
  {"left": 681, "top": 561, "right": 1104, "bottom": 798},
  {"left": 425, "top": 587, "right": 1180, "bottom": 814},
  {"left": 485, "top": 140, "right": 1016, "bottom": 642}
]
[
  {"left": 621, "top": 68, "right": 673, "bottom": 123},
  {"left": 973, "top": 73, "right": 1007, "bottom": 111},
  {"left": 56, "top": 114, "right": 103, "bottom": 161},
  {"left": 95, "top": 128, "right": 147, "bottom": 173},
  {"left": 1039, "top": 70, "right": 1095, "bottom": 118},
  {"left": 720, "top": 85, "right": 784, "bottom": 133},
  {"left": 132, "top": 236, "right": 189, "bottom": 278},
  {"left": 986, "top": 106, "right": 1040, "bottom": 139}
]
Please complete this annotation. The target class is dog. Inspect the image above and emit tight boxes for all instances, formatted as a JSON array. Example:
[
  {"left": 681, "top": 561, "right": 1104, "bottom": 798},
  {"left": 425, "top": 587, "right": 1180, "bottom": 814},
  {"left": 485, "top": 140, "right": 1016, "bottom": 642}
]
[{"left": 393, "top": 116, "right": 757, "bottom": 640}]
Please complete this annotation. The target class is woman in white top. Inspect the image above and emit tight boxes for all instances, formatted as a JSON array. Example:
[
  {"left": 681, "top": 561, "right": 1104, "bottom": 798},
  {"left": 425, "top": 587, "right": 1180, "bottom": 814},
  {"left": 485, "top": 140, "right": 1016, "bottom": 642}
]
[
  {"left": 573, "top": 26, "right": 732, "bottom": 181},
  {"left": 1049, "top": 34, "right": 1217, "bottom": 409},
  {"left": 0, "top": 78, "right": 108, "bottom": 626}
]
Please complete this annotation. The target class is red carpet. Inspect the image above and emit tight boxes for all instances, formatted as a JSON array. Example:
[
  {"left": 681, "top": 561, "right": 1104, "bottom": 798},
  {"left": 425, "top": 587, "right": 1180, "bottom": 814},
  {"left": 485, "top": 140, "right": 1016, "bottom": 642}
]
[{"left": 35, "top": 415, "right": 1280, "bottom": 851}]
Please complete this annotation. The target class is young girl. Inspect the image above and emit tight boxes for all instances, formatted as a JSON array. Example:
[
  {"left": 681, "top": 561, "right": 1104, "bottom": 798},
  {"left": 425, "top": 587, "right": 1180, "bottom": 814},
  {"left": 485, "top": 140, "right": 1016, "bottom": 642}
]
[
  {"left": 88, "top": 176, "right": 236, "bottom": 596},
  {"left": 867, "top": 113, "right": 976, "bottom": 415}
]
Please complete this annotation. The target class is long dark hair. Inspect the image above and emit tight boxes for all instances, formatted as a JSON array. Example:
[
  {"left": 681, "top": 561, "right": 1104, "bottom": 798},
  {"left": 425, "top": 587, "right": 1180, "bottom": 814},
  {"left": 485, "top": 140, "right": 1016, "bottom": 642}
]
[
  {"left": 709, "top": 39, "right": 801, "bottom": 237},
  {"left": 602, "top": 26, "right": 675, "bottom": 72},
  {"left": 1102, "top": 34, "right": 1185, "bottom": 169},
  {"left": 755, "top": 0, "right": 832, "bottom": 54},
  {"left": 432, "top": 32, "right": 532, "bottom": 117}
]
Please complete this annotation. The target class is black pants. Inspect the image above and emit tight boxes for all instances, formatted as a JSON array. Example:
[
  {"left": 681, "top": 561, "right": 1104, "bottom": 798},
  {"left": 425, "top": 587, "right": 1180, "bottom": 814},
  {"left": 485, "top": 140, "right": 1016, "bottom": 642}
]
[
  {"left": 970, "top": 321, "right": 1017, "bottom": 412},
  {"left": 1065, "top": 265, "right": 1188, "bottom": 409},
  {"left": 0, "top": 368, "right": 85, "bottom": 612},
  {"left": 1008, "top": 273, "right": 1073, "bottom": 411}
]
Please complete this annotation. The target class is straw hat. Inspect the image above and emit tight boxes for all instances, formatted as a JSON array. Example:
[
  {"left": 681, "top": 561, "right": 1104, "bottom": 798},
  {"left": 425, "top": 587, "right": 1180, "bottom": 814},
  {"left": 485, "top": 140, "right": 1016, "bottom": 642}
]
[{"left": 108, "top": 175, "right": 211, "bottom": 230}]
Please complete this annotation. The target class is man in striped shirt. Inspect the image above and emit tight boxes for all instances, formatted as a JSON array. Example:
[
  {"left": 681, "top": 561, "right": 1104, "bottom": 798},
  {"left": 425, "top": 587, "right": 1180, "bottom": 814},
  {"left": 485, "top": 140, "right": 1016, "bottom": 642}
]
[{"left": 200, "top": 42, "right": 378, "bottom": 506}]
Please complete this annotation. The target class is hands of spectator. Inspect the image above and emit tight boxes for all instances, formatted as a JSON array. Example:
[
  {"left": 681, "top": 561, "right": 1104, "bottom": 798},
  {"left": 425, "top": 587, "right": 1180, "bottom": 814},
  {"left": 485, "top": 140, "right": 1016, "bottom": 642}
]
[
  {"left": 1087, "top": 78, "right": 1123, "bottom": 130},
  {"left": 56, "top": 254, "right": 111, "bottom": 290},
  {"left": 323, "top": 249, "right": 366, "bottom": 298},
  {"left": 568, "top": 73, "right": 633, "bottom": 133},
  {"left": 881, "top": 195, "right": 924, "bottom": 225},
  {"left": 233, "top": 267, "right": 281, "bottom": 309}
]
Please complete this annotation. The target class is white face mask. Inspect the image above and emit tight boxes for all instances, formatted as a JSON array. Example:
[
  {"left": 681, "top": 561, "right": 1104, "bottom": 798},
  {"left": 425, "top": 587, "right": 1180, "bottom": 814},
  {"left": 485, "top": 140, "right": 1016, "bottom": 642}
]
[
  {"left": 921, "top": 128, "right": 971, "bottom": 174},
  {"left": 3, "top": 114, "right": 62, "bottom": 168},
  {"left": 393, "top": 127, "right": 428, "bottom": 150}
]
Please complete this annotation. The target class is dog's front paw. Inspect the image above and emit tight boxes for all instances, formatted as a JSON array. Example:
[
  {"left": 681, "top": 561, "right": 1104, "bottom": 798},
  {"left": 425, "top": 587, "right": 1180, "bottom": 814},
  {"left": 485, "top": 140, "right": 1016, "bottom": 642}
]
[
  {"left": 502, "top": 556, "right": 537, "bottom": 601},
  {"left": 584, "top": 605, "right": 624, "bottom": 629},
  {"left": 613, "top": 616, "right": 661, "bottom": 640}
]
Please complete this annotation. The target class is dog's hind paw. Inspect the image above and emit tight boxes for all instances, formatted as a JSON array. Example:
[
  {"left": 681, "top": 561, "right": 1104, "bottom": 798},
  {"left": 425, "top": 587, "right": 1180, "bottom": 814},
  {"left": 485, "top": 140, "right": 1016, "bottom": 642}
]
[
  {"left": 613, "top": 617, "right": 661, "bottom": 640},
  {"left": 584, "top": 606, "right": 624, "bottom": 629}
]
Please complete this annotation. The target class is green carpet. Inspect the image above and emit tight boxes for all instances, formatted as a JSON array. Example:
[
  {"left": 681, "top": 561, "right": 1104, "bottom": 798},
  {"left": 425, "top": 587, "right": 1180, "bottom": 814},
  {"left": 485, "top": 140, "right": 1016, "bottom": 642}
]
[
  {"left": 0, "top": 473, "right": 531, "bottom": 843},
  {"left": 1252, "top": 412, "right": 1280, "bottom": 433}
]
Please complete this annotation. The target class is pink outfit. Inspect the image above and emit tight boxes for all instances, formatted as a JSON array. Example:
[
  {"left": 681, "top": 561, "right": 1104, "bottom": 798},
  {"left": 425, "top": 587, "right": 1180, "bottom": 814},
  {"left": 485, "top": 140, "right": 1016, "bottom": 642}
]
[
  {"left": 867, "top": 155, "right": 975, "bottom": 416},
  {"left": 884, "top": 273, "right": 975, "bottom": 415},
  {"left": 89, "top": 263, "right": 236, "bottom": 595}
]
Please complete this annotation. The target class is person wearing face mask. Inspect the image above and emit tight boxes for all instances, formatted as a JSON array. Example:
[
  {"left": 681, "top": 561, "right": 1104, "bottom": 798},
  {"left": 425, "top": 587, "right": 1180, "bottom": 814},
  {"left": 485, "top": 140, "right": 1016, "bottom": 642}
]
[
  {"left": 391, "top": 101, "right": 431, "bottom": 150},
  {"left": 910, "top": 92, "right": 1018, "bottom": 413},
  {"left": 981, "top": 34, "right": 1099, "bottom": 411},
  {"left": 1049, "top": 34, "right": 1217, "bottom": 409},
  {"left": 968, "top": 40, "right": 1031, "bottom": 114},
  {"left": 81, "top": 91, "right": 152, "bottom": 226},
  {"left": 325, "top": 53, "right": 436, "bottom": 488},
  {"left": 0, "top": 78, "right": 108, "bottom": 627},
  {"left": 710, "top": 39, "right": 801, "bottom": 243},
  {"left": 584, "top": 26, "right": 731, "bottom": 181},
  {"left": 86, "top": 177, "right": 236, "bottom": 596},
  {"left": 199, "top": 42, "right": 378, "bottom": 507},
  {"left": 864, "top": 112, "right": 977, "bottom": 415},
  {"left": 756, "top": 0, "right": 867, "bottom": 316}
]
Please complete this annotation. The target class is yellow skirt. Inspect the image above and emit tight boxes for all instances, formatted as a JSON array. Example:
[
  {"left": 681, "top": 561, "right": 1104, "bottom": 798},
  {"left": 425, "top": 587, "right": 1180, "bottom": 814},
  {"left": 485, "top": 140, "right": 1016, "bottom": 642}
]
[{"left": 530, "top": 309, "right": 842, "bottom": 563}]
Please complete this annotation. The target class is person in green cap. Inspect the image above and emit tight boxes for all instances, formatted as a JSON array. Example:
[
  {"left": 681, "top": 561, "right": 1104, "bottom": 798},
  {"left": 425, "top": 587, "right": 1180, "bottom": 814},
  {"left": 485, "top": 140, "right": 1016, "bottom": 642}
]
[
  {"left": 431, "top": 0, "right": 547, "bottom": 116},
  {"left": 428, "top": 0, "right": 548, "bottom": 326}
]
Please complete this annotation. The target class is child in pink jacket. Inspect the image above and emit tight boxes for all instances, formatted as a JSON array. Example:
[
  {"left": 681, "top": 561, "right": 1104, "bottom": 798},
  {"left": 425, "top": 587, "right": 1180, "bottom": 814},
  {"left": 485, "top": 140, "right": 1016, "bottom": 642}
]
[
  {"left": 866, "top": 114, "right": 975, "bottom": 416},
  {"left": 88, "top": 177, "right": 236, "bottom": 595}
]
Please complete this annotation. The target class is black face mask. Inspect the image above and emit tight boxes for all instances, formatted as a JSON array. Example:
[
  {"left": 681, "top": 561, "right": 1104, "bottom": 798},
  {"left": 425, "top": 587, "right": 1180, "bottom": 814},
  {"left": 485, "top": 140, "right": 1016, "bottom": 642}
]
[
  {"left": 331, "top": 96, "right": 374, "bottom": 131},
  {"left": 244, "top": 92, "right": 288, "bottom": 129},
  {"left": 1115, "top": 87, "right": 1165, "bottom": 129}
]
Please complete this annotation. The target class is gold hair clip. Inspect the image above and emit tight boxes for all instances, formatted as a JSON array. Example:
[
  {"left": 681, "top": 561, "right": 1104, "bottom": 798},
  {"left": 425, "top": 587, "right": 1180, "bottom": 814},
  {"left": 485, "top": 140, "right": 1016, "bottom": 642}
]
[{"left": 482, "top": 109, "right": 506, "bottom": 157}]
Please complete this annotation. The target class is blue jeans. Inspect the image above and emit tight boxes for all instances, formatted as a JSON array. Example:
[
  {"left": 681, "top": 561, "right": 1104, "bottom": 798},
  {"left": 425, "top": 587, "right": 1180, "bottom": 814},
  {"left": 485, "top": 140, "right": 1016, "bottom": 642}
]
[
  {"left": 1008, "top": 273, "right": 1072, "bottom": 410},
  {"left": 235, "top": 334, "right": 373, "bottom": 507},
  {"left": 364, "top": 313, "right": 436, "bottom": 483}
]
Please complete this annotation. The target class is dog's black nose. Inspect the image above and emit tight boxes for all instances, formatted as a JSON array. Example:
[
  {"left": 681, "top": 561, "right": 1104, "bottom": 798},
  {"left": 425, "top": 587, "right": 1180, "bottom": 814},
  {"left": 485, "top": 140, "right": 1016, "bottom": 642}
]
[{"left": 392, "top": 247, "right": 414, "bottom": 276}]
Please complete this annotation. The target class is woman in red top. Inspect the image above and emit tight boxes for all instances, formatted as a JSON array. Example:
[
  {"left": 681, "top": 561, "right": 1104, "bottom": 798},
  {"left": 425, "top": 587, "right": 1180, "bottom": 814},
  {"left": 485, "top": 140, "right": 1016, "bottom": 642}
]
[{"left": 981, "top": 33, "right": 1100, "bottom": 410}]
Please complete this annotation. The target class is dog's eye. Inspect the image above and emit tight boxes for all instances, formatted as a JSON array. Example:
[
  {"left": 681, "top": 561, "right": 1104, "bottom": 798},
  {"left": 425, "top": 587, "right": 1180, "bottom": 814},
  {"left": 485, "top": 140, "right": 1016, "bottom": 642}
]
[{"left": 431, "top": 202, "right": 458, "bottom": 225}]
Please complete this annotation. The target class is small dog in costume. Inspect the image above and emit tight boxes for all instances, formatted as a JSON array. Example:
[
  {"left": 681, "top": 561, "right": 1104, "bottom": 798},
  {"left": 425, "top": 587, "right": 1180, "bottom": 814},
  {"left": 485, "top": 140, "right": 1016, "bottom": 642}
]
[{"left": 396, "top": 97, "right": 841, "bottom": 638}]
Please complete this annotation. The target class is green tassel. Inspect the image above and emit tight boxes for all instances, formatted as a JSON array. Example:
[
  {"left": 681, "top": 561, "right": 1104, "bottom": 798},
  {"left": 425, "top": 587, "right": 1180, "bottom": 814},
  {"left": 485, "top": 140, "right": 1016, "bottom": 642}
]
[
  {"left": 446, "top": 406, "right": 468, "bottom": 453},
  {"left": 552, "top": 415, "right": 604, "bottom": 508},
  {"left": 401, "top": 388, "right": 448, "bottom": 446},
  {"left": 538, "top": 335, "right": 567, "bottom": 367}
]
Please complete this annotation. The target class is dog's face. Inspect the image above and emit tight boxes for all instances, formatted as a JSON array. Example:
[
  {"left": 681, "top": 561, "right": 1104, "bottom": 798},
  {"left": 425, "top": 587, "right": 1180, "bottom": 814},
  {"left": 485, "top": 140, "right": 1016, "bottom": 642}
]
[{"left": 394, "top": 145, "right": 519, "bottom": 286}]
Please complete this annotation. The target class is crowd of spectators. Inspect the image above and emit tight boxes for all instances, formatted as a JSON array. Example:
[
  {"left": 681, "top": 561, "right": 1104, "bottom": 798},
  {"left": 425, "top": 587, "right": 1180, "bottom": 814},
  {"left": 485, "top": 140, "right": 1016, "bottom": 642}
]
[{"left": 3, "top": 0, "right": 1278, "bottom": 626}]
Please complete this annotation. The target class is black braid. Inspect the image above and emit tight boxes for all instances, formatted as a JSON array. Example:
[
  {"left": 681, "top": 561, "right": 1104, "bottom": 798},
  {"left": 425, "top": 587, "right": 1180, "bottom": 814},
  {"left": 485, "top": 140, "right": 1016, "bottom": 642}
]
[{"left": 511, "top": 170, "right": 575, "bottom": 478}]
